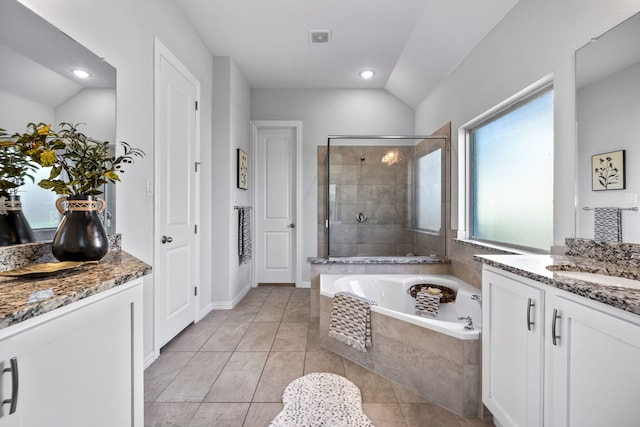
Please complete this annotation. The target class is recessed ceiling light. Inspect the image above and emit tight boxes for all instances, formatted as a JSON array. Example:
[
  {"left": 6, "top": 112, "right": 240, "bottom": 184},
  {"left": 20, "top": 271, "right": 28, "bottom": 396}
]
[
  {"left": 72, "top": 69, "right": 91, "bottom": 79},
  {"left": 359, "top": 70, "right": 375, "bottom": 79},
  {"left": 309, "top": 30, "right": 331, "bottom": 44}
]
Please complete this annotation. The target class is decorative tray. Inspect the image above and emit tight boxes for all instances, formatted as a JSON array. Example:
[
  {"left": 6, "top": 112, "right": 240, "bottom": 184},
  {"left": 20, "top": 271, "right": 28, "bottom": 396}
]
[{"left": 0, "top": 261, "right": 98, "bottom": 278}]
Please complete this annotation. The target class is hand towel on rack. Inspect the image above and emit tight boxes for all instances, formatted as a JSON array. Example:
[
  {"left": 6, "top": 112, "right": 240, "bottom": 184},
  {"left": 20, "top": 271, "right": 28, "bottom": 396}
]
[
  {"left": 594, "top": 207, "right": 622, "bottom": 242},
  {"left": 238, "top": 207, "right": 252, "bottom": 263},
  {"left": 328, "top": 291, "right": 377, "bottom": 352}
]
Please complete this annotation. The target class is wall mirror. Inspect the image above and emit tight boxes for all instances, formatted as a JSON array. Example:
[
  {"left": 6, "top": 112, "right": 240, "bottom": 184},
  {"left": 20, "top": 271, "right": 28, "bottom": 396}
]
[
  {"left": 575, "top": 11, "right": 640, "bottom": 243},
  {"left": 0, "top": 0, "right": 117, "bottom": 242}
]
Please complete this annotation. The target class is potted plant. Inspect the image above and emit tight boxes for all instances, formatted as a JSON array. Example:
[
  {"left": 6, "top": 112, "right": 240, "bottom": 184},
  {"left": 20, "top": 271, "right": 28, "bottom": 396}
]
[
  {"left": 0, "top": 128, "right": 38, "bottom": 246},
  {"left": 14, "top": 122, "right": 144, "bottom": 261}
]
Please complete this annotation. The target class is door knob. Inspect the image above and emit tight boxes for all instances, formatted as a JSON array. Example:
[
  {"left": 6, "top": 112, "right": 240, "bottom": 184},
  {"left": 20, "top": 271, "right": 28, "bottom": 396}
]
[
  {"left": 161, "top": 236, "right": 173, "bottom": 244},
  {"left": 288, "top": 224, "right": 296, "bottom": 228}
]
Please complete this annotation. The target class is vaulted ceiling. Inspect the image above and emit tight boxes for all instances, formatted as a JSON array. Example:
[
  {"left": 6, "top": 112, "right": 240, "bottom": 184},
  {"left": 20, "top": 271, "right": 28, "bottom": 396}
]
[{"left": 175, "top": 0, "right": 520, "bottom": 107}]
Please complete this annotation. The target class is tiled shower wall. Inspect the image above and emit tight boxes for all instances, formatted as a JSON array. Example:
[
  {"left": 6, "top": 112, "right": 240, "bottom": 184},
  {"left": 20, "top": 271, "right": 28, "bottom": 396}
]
[
  {"left": 318, "top": 145, "right": 416, "bottom": 257},
  {"left": 317, "top": 124, "right": 452, "bottom": 258}
]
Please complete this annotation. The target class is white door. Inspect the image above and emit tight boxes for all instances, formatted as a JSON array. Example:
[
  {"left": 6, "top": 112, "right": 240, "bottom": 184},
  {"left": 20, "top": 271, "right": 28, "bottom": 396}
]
[
  {"left": 155, "top": 40, "right": 199, "bottom": 348},
  {"left": 255, "top": 126, "right": 297, "bottom": 284}
]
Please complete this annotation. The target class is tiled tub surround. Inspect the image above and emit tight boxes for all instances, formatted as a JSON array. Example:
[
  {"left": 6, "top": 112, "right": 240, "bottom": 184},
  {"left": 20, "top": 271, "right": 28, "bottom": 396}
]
[
  {"left": 0, "top": 247, "right": 151, "bottom": 329},
  {"left": 307, "top": 256, "right": 451, "bottom": 318},
  {"left": 318, "top": 285, "right": 480, "bottom": 418},
  {"left": 475, "top": 238, "right": 640, "bottom": 316}
]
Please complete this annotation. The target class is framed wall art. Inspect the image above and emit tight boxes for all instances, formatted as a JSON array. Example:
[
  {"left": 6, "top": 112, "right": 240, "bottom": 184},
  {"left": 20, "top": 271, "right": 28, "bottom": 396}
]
[
  {"left": 592, "top": 149, "right": 625, "bottom": 191},
  {"left": 237, "top": 149, "right": 249, "bottom": 190}
]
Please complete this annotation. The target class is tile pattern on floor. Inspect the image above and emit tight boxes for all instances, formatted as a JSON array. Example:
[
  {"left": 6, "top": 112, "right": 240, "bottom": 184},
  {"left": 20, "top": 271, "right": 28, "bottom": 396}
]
[{"left": 145, "top": 286, "right": 494, "bottom": 427}]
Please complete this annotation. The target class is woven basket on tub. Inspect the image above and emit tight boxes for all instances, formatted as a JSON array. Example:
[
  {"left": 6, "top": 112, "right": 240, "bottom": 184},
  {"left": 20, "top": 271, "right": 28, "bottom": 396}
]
[{"left": 407, "top": 284, "right": 456, "bottom": 303}]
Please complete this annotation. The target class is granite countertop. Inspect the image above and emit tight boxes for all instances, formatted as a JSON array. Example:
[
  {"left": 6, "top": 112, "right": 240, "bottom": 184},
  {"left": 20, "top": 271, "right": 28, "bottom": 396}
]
[
  {"left": 475, "top": 253, "right": 640, "bottom": 316},
  {"left": 307, "top": 256, "right": 451, "bottom": 265},
  {"left": 0, "top": 250, "right": 151, "bottom": 330}
]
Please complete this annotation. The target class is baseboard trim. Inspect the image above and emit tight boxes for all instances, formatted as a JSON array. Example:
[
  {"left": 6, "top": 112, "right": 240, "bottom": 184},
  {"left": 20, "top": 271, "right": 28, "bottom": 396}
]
[
  {"left": 211, "top": 282, "right": 252, "bottom": 310},
  {"left": 197, "top": 302, "right": 214, "bottom": 321},
  {"left": 144, "top": 350, "right": 158, "bottom": 369}
]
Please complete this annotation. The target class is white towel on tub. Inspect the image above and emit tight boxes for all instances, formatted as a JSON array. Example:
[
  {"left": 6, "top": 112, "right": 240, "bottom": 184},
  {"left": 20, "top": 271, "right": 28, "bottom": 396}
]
[{"left": 328, "top": 291, "right": 377, "bottom": 352}]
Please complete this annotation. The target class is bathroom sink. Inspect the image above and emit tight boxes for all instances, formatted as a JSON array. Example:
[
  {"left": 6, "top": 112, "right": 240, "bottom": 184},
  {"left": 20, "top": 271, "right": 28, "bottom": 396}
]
[{"left": 553, "top": 271, "right": 640, "bottom": 290}]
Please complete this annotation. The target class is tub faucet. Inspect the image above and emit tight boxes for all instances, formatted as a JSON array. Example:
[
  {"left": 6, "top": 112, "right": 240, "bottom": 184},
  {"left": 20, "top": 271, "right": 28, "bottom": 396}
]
[
  {"left": 458, "top": 316, "right": 474, "bottom": 330},
  {"left": 471, "top": 294, "right": 482, "bottom": 306}
]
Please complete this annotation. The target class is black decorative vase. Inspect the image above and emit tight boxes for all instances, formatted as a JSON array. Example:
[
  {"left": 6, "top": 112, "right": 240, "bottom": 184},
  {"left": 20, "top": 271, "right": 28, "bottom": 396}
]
[
  {"left": 0, "top": 193, "right": 36, "bottom": 246},
  {"left": 52, "top": 195, "right": 108, "bottom": 261}
]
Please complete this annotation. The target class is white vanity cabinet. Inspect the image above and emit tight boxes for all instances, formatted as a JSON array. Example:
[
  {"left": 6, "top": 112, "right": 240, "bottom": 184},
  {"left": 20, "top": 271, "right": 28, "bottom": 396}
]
[
  {"left": 545, "top": 292, "right": 640, "bottom": 427},
  {"left": 483, "top": 265, "right": 640, "bottom": 427},
  {"left": 0, "top": 279, "right": 143, "bottom": 427},
  {"left": 482, "top": 268, "right": 545, "bottom": 427}
]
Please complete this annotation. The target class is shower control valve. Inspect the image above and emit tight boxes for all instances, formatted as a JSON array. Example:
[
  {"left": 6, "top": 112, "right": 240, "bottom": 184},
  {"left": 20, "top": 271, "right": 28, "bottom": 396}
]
[{"left": 356, "top": 213, "right": 367, "bottom": 222}]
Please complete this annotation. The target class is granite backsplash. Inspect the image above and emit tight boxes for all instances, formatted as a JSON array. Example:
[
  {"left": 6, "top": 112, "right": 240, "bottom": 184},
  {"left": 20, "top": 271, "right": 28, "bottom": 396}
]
[
  {"left": 0, "top": 234, "right": 121, "bottom": 272},
  {"left": 565, "top": 238, "right": 640, "bottom": 268}
]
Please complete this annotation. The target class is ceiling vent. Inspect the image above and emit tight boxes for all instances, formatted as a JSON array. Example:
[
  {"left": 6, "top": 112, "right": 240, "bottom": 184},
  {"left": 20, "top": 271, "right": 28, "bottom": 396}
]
[{"left": 309, "top": 30, "right": 331, "bottom": 45}]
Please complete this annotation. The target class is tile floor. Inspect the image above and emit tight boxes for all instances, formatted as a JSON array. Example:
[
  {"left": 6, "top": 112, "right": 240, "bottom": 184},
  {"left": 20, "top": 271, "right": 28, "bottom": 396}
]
[{"left": 144, "top": 286, "right": 494, "bottom": 427}]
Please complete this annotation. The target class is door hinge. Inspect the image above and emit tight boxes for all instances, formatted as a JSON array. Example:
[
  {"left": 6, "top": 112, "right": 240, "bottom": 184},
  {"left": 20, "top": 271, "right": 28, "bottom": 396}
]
[
  {"left": 195, "top": 161, "right": 201, "bottom": 172},
  {"left": 195, "top": 100, "right": 198, "bottom": 111},
  {"left": 194, "top": 286, "right": 198, "bottom": 296},
  {"left": 194, "top": 224, "right": 198, "bottom": 234}
]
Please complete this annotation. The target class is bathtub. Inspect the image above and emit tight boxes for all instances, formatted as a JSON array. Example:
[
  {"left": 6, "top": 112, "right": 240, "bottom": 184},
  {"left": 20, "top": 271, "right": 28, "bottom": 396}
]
[
  {"left": 320, "top": 273, "right": 481, "bottom": 340},
  {"left": 318, "top": 273, "right": 481, "bottom": 417}
]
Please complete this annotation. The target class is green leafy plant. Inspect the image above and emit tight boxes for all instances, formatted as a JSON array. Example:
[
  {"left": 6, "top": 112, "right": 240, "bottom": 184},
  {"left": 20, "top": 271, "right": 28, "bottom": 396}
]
[
  {"left": 0, "top": 128, "right": 38, "bottom": 196},
  {"left": 14, "top": 122, "right": 144, "bottom": 196}
]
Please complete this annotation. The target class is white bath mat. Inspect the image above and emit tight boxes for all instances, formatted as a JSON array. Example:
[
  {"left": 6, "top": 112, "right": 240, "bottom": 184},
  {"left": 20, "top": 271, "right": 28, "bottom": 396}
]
[{"left": 269, "top": 372, "right": 374, "bottom": 427}]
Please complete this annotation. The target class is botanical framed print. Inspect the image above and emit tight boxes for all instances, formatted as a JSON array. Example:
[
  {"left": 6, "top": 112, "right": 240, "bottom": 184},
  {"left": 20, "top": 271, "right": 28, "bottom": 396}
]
[
  {"left": 592, "top": 149, "right": 625, "bottom": 191},
  {"left": 237, "top": 149, "right": 248, "bottom": 190}
]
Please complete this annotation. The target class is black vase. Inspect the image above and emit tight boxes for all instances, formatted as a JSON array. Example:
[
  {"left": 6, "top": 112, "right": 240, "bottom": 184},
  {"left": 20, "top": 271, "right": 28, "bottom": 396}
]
[
  {"left": 0, "top": 194, "right": 36, "bottom": 246},
  {"left": 52, "top": 195, "right": 108, "bottom": 261}
]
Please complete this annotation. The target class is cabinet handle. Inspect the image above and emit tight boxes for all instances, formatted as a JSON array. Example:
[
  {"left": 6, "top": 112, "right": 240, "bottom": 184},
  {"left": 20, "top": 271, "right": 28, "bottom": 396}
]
[
  {"left": 552, "top": 309, "right": 561, "bottom": 346},
  {"left": 2, "top": 357, "right": 19, "bottom": 414},
  {"left": 527, "top": 298, "right": 535, "bottom": 331}
]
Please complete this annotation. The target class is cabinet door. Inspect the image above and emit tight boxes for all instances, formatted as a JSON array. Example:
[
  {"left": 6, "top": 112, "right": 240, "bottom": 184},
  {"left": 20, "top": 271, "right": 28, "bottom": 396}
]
[
  {"left": 546, "top": 294, "right": 640, "bottom": 427},
  {"left": 483, "top": 269, "right": 545, "bottom": 427},
  {"left": 0, "top": 281, "right": 143, "bottom": 427}
]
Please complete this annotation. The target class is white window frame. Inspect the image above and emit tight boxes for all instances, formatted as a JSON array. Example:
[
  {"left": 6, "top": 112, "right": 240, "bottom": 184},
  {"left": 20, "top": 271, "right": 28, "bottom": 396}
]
[{"left": 457, "top": 74, "right": 554, "bottom": 250}]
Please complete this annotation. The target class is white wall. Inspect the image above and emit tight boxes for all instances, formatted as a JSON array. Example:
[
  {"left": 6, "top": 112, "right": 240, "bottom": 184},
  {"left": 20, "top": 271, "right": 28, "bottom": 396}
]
[
  {"left": 0, "top": 90, "right": 54, "bottom": 131},
  {"left": 576, "top": 62, "right": 640, "bottom": 241},
  {"left": 251, "top": 89, "right": 415, "bottom": 283},
  {"left": 20, "top": 0, "right": 214, "bottom": 363},
  {"left": 55, "top": 89, "right": 116, "bottom": 142},
  {"left": 211, "top": 57, "right": 252, "bottom": 307},
  {"left": 414, "top": 0, "right": 640, "bottom": 249}
]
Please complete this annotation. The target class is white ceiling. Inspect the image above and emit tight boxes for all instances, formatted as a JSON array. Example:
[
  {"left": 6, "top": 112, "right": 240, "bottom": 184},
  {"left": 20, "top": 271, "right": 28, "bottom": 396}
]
[{"left": 175, "top": 0, "right": 520, "bottom": 107}]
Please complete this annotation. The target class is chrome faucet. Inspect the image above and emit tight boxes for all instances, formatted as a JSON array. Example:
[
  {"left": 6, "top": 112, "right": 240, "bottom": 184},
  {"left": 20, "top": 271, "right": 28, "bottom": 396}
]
[
  {"left": 458, "top": 316, "right": 474, "bottom": 330},
  {"left": 471, "top": 294, "right": 483, "bottom": 306}
]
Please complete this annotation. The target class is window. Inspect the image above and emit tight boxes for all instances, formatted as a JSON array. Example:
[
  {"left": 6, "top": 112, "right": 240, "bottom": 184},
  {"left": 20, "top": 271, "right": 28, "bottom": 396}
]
[
  {"left": 467, "top": 85, "right": 554, "bottom": 252},
  {"left": 416, "top": 148, "right": 442, "bottom": 232}
]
